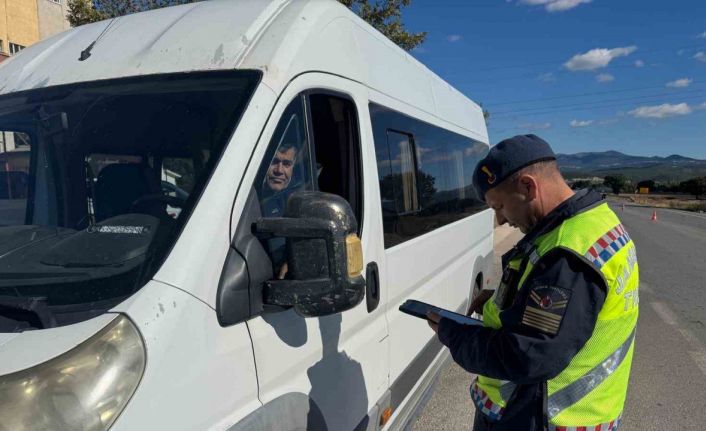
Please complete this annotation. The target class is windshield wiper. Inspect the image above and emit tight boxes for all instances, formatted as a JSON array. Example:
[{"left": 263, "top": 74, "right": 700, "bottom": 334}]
[{"left": 0, "top": 296, "right": 57, "bottom": 332}]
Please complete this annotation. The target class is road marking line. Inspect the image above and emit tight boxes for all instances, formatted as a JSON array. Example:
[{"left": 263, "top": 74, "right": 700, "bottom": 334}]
[
  {"left": 660, "top": 208, "right": 706, "bottom": 220},
  {"left": 649, "top": 301, "right": 706, "bottom": 378},
  {"left": 651, "top": 302, "right": 678, "bottom": 326},
  {"left": 688, "top": 351, "right": 706, "bottom": 378},
  {"left": 679, "top": 328, "right": 701, "bottom": 345}
]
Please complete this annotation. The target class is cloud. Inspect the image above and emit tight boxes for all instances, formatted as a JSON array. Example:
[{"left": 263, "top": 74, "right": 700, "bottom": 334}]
[
  {"left": 447, "top": 35, "right": 462, "bottom": 43},
  {"left": 412, "top": 46, "right": 428, "bottom": 54},
  {"left": 564, "top": 46, "right": 637, "bottom": 71},
  {"left": 537, "top": 72, "right": 556, "bottom": 82},
  {"left": 677, "top": 49, "right": 686, "bottom": 56},
  {"left": 518, "top": 122, "right": 552, "bottom": 130},
  {"left": 596, "top": 73, "right": 614, "bottom": 83},
  {"left": 635, "top": 60, "right": 645, "bottom": 68},
  {"left": 629, "top": 103, "right": 692, "bottom": 119},
  {"left": 666, "top": 78, "right": 692, "bottom": 88},
  {"left": 699, "top": 31, "right": 706, "bottom": 39},
  {"left": 570, "top": 119, "right": 594, "bottom": 127},
  {"left": 694, "top": 52, "right": 706, "bottom": 62},
  {"left": 518, "top": 0, "right": 592, "bottom": 12},
  {"left": 697, "top": 102, "right": 706, "bottom": 110}
]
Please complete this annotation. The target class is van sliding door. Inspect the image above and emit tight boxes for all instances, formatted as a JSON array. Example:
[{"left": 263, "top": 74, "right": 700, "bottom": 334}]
[{"left": 370, "top": 101, "right": 490, "bottom": 416}]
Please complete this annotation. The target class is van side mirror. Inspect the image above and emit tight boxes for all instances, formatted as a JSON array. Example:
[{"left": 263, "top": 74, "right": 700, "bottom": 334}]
[{"left": 253, "top": 191, "right": 365, "bottom": 317}]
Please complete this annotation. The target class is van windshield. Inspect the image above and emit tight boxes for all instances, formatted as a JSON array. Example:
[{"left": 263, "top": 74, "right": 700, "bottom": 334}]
[{"left": 0, "top": 71, "right": 260, "bottom": 332}]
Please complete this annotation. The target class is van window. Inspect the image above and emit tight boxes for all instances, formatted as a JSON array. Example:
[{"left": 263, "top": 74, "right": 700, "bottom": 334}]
[
  {"left": 257, "top": 96, "right": 313, "bottom": 219},
  {"left": 255, "top": 92, "right": 363, "bottom": 273},
  {"left": 0, "top": 130, "right": 31, "bottom": 225},
  {"left": 382, "top": 130, "right": 419, "bottom": 215},
  {"left": 309, "top": 93, "right": 362, "bottom": 224},
  {"left": 255, "top": 96, "right": 313, "bottom": 272},
  {"left": 0, "top": 71, "right": 260, "bottom": 330},
  {"left": 370, "top": 103, "right": 488, "bottom": 248}
]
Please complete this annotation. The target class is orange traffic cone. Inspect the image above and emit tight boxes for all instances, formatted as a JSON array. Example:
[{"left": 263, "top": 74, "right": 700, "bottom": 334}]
[{"left": 651, "top": 210, "right": 657, "bottom": 221}]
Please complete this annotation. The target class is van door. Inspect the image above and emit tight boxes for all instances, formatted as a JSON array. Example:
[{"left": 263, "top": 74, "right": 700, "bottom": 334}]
[
  {"left": 242, "top": 73, "right": 389, "bottom": 431},
  {"left": 368, "top": 100, "right": 490, "bottom": 417}
]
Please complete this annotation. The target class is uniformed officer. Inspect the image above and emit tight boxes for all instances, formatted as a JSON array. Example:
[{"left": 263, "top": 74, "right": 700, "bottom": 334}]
[{"left": 428, "top": 135, "right": 639, "bottom": 431}]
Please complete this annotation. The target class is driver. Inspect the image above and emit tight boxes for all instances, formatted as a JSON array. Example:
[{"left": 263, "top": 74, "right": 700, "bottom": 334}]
[
  {"left": 260, "top": 142, "right": 299, "bottom": 278},
  {"left": 260, "top": 142, "right": 298, "bottom": 217}
]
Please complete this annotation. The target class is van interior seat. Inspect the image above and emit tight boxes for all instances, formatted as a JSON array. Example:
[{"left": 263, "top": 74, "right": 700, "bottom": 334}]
[{"left": 94, "top": 163, "right": 163, "bottom": 222}]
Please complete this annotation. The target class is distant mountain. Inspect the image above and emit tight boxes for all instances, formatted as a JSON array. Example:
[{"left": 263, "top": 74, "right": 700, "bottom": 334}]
[{"left": 557, "top": 151, "right": 706, "bottom": 182}]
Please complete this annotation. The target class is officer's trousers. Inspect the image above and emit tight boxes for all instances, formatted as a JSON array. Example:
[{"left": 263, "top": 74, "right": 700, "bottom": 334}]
[{"left": 471, "top": 410, "right": 543, "bottom": 431}]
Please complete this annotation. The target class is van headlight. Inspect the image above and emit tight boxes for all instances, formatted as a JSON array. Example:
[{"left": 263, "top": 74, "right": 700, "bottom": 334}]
[{"left": 0, "top": 314, "right": 146, "bottom": 431}]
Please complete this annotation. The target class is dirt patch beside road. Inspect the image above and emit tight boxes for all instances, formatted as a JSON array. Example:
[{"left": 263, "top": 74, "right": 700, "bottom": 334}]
[{"left": 610, "top": 194, "right": 706, "bottom": 212}]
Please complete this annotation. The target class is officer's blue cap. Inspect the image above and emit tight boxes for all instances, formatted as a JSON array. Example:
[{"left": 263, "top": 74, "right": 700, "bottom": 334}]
[{"left": 473, "top": 134, "right": 556, "bottom": 201}]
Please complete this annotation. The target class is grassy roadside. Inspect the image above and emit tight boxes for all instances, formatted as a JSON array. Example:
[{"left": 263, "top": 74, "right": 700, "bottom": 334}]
[{"left": 608, "top": 193, "right": 706, "bottom": 213}]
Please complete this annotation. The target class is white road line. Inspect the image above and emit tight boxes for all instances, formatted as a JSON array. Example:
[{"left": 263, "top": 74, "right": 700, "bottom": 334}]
[
  {"left": 688, "top": 351, "right": 706, "bottom": 378},
  {"left": 680, "top": 328, "right": 702, "bottom": 346},
  {"left": 649, "top": 300, "right": 706, "bottom": 378},
  {"left": 651, "top": 302, "right": 678, "bottom": 326}
]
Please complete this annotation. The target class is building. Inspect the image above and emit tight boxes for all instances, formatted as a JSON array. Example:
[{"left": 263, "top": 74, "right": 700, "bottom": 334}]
[{"left": 0, "top": 0, "right": 70, "bottom": 62}]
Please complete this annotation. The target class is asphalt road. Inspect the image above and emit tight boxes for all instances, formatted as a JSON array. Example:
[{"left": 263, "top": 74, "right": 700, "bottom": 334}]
[{"left": 411, "top": 204, "right": 706, "bottom": 431}]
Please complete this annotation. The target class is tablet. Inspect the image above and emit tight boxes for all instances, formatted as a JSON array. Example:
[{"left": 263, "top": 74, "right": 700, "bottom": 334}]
[{"left": 399, "top": 299, "right": 483, "bottom": 327}]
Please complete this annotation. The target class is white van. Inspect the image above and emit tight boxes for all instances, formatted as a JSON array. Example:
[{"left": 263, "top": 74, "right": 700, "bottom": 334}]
[{"left": 0, "top": 1, "right": 493, "bottom": 430}]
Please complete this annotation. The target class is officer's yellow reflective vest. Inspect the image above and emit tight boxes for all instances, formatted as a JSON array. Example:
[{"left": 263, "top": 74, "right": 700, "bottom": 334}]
[{"left": 474, "top": 202, "right": 639, "bottom": 430}]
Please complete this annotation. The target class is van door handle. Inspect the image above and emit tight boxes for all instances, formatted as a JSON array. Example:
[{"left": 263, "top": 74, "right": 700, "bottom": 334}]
[{"left": 366, "top": 262, "right": 380, "bottom": 313}]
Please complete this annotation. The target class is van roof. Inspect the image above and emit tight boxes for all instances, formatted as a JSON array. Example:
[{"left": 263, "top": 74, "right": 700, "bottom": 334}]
[{"left": 0, "top": 0, "right": 487, "bottom": 141}]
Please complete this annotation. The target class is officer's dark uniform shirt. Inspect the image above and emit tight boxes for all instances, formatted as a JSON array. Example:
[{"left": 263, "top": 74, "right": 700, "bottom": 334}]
[{"left": 437, "top": 189, "right": 607, "bottom": 431}]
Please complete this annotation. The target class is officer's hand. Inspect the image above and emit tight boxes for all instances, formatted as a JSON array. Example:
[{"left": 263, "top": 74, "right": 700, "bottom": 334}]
[
  {"left": 467, "top": 289, "right": 494, "bottom": 316},
  {"left": 427, "top": 312, "right": 441, "bottom": 333}
]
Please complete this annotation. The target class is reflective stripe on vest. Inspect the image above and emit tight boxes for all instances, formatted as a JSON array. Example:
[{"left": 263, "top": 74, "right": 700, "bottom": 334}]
[
  {"left": 548, "top": 329, "right": 635, "bottom": 419},
  {"left": 584, "top": 224, "right": 631, "bottom": 269},
  {"left": 470, "top": 380, "right": 507, "bottom": 421},
  {"left": 470, "top": 377, "right": 516, "bottom": 421},
  {"left": 548, "top": 416, "right": 621, "bottom": 431}
]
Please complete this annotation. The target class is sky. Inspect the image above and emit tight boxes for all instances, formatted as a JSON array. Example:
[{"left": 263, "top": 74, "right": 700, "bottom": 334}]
[{"left": 402, "top": 0, "right": 706, "bottom": 158}]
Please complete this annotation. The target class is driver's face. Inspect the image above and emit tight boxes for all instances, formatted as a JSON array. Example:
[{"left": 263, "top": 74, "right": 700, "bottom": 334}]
[{"left": 266, "top": 147, "right": 296, "bottom": 192}]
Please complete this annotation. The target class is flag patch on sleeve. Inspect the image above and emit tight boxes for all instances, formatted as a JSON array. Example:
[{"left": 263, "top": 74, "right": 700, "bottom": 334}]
[{"left": 521, "top": 285, "right": 571, "bottom": 335}]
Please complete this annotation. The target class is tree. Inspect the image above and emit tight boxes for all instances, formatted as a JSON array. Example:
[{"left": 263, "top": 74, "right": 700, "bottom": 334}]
[
  {"left": 479, "top": 103, "right": 490, "bottom": 124},
  {"left": 679, "top": 177, "right": 706, "bottom": 199},
  {"left": 338, "top": 0, "right": 426, "bottom": 51},
  {"left": 570, "top": 179, "right": 592, "bottom": 190},
  {"left": 379, "top": 171, "right": 436, "bottom": 212},
  {"left": 67, "top": 0, "right": 427, "bottom": 52},
  {"left": 67, "top": 0, "right": 105, "bottom": 27},
  {"left": 93, "top": 0, "right": 200, "bottom": 19},
  {"left": 604, "top": 175, "right": 629, "bottom": 195},
  {"left": 67, "top": 0, "right": 198, "bottom": 25}
]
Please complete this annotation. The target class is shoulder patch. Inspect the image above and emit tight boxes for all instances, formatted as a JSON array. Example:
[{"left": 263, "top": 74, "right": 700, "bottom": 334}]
[{"left": 521, "top": 285, "right": 571, "bottom": 335}]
